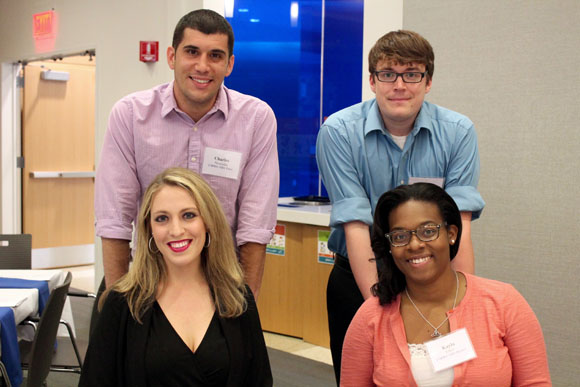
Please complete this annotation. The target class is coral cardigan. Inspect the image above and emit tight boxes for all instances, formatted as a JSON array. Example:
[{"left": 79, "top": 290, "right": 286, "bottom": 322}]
[{"left": 341, "top": 273, "right": 551, "bottom": 386}]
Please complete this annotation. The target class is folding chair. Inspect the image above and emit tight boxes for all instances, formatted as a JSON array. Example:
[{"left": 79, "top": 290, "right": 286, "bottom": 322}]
[
  {"left": 0, "top": 360, "right": 12, "bottom": 387},
  {"left": 49, "top": 290, "right": 96, "bottom": 373},
  {"left": 0, "top": 234, "right": 32, "bottom": 269},
  {"left": 19, "top": 272, "right": 72, "bottom": 387}
]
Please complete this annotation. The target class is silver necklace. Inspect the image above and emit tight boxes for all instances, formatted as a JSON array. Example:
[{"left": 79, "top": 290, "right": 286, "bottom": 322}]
[{"left": 405, "top": 271, "right": 459, "bottom": 338}]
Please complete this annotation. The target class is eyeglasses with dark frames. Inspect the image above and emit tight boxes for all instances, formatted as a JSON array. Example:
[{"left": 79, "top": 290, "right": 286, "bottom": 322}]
[
  {"left": 385, "top": 223, "right": 444, "bottom": 247},
  {"left": 374, "top": 71, "right": 427, "bottom": 83}
]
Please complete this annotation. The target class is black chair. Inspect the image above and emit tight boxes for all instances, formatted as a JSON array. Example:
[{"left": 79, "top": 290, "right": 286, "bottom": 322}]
[
  {"left": 19, "top": 272, "right": 72, "bottom": 387},
  {"left": 49, "top": 289, "right": 96, "bottom": 374},
  {"left": 21, "top": 287, "right": 96, "bottom": 375},
  {"left": 0, "top": 360, "right": 12, "bottom": 387},
  {"left": 0, "top": 234, "right": 32, "bottom": 269}
]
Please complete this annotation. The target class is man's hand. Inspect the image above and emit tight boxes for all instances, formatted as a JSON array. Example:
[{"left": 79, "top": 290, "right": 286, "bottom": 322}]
[
  {"left": 344, "top": 221, "right": 377, "bottom": 299},
  {"left": 451, "top": 212, "right": 475, "bottom": 274},
  {"left": 239, "top": 242, "right": 267, "bottom": 300},
  {"left": 102, "top": 238, "right": 131, "bottom": 289}
]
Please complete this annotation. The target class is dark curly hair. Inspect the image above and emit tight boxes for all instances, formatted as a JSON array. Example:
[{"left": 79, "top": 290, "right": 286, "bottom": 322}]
[{"left": 370, "top": 183, "right": 462, "bottom": 305}]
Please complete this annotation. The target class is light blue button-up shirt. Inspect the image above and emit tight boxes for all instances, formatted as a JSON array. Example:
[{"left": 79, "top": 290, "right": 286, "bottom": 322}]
[{"left": 316, "top": 99, "right": 485, "bottom": 258}]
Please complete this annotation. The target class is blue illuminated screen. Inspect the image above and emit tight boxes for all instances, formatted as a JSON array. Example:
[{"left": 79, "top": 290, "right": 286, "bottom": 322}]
[{"left": 225, "top": 0, "right": 363, "bottom": 197}]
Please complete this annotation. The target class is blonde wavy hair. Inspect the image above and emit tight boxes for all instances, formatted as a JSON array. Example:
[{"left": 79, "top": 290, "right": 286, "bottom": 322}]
[{"left": 102, "top": 168, "right": 247, "bottom": 322}]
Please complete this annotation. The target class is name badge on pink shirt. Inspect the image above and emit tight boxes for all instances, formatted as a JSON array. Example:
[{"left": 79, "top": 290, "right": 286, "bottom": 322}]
[
  {"left": 202, "top": 147, "right": 242, "bottom": 180},
  {"left": 425, "top": 328, "right": 477, "bottom": 372}
]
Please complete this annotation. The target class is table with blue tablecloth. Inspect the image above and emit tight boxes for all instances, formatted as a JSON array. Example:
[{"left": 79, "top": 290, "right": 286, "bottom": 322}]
[
  {"left": 0, "top": 289, "right": 39, "bottom": 387},
  {"left": 0, "top": 270, "right": 67, "bottom": 387}
]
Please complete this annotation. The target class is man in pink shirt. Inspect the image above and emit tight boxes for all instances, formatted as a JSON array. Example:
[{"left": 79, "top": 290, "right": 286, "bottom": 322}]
[{"left": 95, "top": 9, "right": 279, "bottom": 299}]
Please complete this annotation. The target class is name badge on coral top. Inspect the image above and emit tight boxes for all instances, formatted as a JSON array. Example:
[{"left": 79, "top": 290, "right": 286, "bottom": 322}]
[
  {"left": 425, "top": 328, "right": 477, "bottom": 372},
  {"left": 408, "top": 177, "right": 444, "bottom": 188},
  {"left": 202, "top": 147, "right": 242, "bottom": 180}
]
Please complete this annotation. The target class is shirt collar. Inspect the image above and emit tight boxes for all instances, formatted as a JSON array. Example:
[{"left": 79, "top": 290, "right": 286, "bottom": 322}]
[
  {"left": 213, "top": 85, "right": 229, "bottom": 119},
  {"left": 160, "top": 81, "right": 178, "bottom": 118},
  {"left": 160, "top": 81, "right": 229, "bottom": 120},
  {"left": 411, "top": 101, "right": 434, "bottom": 135},
  {"left": 364, "top": 100, "right": 433, "bottom": 137},
  {"left": 363, "top": 100, "right": 387, "bottom": 136}
]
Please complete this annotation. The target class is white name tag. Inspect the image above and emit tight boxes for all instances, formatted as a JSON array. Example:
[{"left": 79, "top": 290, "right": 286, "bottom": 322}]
[
  {"left": 202, "top": 147, "right": 242, "bottom": 180},
  {"left": 408, "top": 177, "right": 445, "bottom": 188},
  {"left": 425, "top": 328, "right": 477, "bottom": 372}
]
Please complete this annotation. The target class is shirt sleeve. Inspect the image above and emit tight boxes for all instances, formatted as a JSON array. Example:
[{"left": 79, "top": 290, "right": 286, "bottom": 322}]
[
  {"left": 316, "top": 121, "right": 373, "bottom": 227},
  {"left": 341, "top": 300, "right": 376, "bottom": 386},
  {"left": 443, "top": 119, "right": 485, "bottom": 219},
  {"left": 502, "top": 285, "right": 552, "bottom": 386},
  {"left": 94, "top": 99, "right": 141, "bottom": 240},
  {"left": 235, "top": 103, "right": 279, "bottom": 246}
]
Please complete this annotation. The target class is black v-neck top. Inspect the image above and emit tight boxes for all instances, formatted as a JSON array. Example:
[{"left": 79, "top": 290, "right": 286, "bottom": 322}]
[{"left": 144, "top": 302, "right": 230, "bottom": 386}]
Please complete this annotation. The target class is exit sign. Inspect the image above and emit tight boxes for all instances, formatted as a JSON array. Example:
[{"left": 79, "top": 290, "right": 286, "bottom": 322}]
[{"left": 33, "top": 11, "right": 55, "bottom": 38}]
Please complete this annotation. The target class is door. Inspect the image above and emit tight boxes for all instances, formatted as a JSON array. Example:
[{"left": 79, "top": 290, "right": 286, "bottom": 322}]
[{"left": 21, "top": 55, "right": 95, "bottom": 267}]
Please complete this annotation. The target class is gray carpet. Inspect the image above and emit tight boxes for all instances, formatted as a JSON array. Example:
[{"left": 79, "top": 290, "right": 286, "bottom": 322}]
[
  {"left": 268, "top": 347, "right": 335, "bottom": 387},
  {"left": 39, "top": 294, "right": 335, "bottom": 386}
]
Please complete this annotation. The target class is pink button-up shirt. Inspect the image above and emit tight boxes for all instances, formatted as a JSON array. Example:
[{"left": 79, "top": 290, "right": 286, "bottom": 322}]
[{"left": 95, "top": 82, "right": 279, "bottom": 247}]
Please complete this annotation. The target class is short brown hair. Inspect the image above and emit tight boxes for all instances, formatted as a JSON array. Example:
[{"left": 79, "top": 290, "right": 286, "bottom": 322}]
[
  {"left": 368, "top": 30, "right": 434, "bottom": 82},
  {"left": 173, "top": 9, "right": 234, "bottom": 57}
]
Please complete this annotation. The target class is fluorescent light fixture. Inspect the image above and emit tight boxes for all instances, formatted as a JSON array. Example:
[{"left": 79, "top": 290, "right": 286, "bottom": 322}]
[
  {"left": 224, "top": 0, "right": 234, "bottom": 17},
  {"left": 291, "top": 2, "right": 299, "bottom": 26},
  {"left": 40, "top": 70, "right": 69, "bottom": 82}
]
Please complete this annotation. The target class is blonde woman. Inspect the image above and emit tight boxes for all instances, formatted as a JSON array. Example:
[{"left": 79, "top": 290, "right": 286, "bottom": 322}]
[{"left": 80, "top": 168, "right": 272, "bottom": 386}]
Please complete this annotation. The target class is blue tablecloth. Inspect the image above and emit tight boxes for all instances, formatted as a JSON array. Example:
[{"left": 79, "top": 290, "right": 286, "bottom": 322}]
[
  {"left": 0, "top": 306, "right": 22, "bottom": 387},
  {"left": 0, "top": 278, "right": 49, "bottom": 314}
]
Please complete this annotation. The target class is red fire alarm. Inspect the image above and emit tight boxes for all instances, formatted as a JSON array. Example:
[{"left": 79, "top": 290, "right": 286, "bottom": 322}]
[{"left": 140, "top": 41, "right": 159, "bottom": 62}]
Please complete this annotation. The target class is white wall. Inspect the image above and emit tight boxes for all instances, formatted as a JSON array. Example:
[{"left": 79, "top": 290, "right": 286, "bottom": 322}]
[{"left": 362, "top": 0, "right": 403, "bottom": 101}]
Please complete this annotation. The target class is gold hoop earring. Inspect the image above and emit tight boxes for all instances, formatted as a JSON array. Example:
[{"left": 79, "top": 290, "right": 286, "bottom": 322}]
[{"left": 148, "top": 236, "right": 159, "bottom": 254}]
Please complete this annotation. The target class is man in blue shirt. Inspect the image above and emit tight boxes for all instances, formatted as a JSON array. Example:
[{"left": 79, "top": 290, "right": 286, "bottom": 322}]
[{"left": 316, "top": 30, "right": 485, "bottom": 383}]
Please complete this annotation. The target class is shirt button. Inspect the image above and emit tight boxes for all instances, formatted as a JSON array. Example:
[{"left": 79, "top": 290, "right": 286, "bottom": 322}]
[
  {"left": 400, "top": 180, "right": 404, "bottom": 185},
  {"left": 191, "top": 157, "right": 196, "bottom": 162},
  {"left": 193, "top": 126, "right": 198, "bottom": 131}
]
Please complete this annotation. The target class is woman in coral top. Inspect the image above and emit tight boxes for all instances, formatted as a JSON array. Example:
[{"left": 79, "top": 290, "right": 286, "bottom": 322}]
[{"left": 341, "top": 183, "right": 550, "bottom": 386}]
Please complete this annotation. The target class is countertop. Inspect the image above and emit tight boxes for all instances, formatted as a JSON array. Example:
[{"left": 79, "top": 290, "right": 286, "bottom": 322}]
[{"left": 277, "top": 197, "right": 331, "bottom": 227}]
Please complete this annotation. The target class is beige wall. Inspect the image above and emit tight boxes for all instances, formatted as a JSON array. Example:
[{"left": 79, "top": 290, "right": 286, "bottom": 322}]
[{"left": 404, "top": 0, "right": 580, "bottom": 383}]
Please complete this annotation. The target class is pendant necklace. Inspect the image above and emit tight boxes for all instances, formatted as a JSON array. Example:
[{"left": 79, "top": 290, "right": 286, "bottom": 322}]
[{"left": 405, "top": 270, "right": 459, "bottom": 338}]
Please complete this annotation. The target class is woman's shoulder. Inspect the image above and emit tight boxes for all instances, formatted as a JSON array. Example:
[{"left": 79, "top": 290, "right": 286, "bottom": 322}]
[
  {"left": 358, "top": 294, "right": 400, "bottom": 320},
  {"left": 465, "top": 273, "right": 518, "bottom": 295},
  {"left": 223, "top": 285, "right": 256, "bottom": 319},
  {"left": 463, "top": 273, "right": 526, "bottom": 308},
  {"left": 100, "top": 289, "right": 130, "bottom": 314}
]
